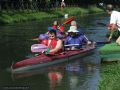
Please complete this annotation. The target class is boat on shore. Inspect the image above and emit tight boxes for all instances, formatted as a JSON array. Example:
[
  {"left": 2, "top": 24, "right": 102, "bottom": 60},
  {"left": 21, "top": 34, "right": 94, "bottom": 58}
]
[
  {"left": 11, "top": 44, "right": 95, "bottom": 73},
  {"left": 99, "top": 42, "right": 120, "bottom": 62}
]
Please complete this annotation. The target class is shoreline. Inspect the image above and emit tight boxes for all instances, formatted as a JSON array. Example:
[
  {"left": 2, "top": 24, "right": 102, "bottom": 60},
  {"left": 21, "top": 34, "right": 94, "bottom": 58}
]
[{"left": 0, "top": 6, "right": 104, "bottom": 25}]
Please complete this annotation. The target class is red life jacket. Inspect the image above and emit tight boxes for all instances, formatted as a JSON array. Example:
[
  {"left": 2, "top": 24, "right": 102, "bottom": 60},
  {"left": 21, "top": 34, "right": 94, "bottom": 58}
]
[
  {"left": 58, "top": 25, "right": 65, "bottom": 32},
  {"left": 48, "top": 39, "right": 62, "bottom": 54}
]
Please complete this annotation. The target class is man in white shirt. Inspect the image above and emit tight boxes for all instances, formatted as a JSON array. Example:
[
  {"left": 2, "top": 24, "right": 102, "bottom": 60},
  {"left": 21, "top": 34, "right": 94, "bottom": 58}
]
[{"left": 106, "top": 4, "right": 120, "bottom": 42}]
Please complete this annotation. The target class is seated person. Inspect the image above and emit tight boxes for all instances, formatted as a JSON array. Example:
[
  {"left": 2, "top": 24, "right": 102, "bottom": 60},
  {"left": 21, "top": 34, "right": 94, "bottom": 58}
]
[
  {"left": 48, "top": 24, "right": 66, "bottom": 39},
  {"left": 66, "top": 20, "right": 82, "bottom": 36},
  {"left": 39, "top": 20, "right": 65, "bottom": 42},
  {"left": 52, "top": 21, "right": 59, "bottom": 29},
  {"left": 64, "top": 26, "right": 91, "bottom": 50},
  {"left": 43, "top": 30, "right": 63, "bottom": 55}
]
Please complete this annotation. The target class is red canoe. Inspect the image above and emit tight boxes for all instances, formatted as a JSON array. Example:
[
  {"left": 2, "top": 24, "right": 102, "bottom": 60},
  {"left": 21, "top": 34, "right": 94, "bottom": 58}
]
[{"left": 11, "top": 44, "right": 95, "bottom": 73}]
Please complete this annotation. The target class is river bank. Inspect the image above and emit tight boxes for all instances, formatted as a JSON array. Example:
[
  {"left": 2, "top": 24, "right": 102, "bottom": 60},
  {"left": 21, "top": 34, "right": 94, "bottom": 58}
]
[
  {"left": 98, "top": 62, "right": 120, "bottom": 90},
  {"left": 0, "top": 6, "right": 103, "bottom": 24}
]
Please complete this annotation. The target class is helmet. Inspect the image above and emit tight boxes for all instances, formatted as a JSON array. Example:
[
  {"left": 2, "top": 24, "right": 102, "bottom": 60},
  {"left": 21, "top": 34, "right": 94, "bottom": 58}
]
[{"left": 39, "top": 34, "right": 49, "bottom": 40}]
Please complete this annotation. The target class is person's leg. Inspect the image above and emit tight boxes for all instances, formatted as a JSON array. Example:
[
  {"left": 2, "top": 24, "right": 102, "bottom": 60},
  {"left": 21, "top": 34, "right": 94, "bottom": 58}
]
[{"left": 116, "top": 36, "right": 120, "bottom": 45}]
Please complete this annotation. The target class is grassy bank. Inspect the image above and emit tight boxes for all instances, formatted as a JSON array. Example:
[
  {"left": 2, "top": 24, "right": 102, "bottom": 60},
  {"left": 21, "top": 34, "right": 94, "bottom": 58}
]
[
  {"left": 0, "top": 6, "right": 103, "bottom": 24},
  {"left": 98, "top": 62, "right": 120, "bottom": 90}
]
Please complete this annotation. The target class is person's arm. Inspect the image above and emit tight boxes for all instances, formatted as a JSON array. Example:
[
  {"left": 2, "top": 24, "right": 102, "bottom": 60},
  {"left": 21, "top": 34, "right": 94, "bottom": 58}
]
[
  {"left": 49, "top": 40, "right": 62, "bottom": 53},
  {"left": 64, "top": 36, "right": 69, "bottom": 45},
  {"left": 82, "top": 35, "right": 91, "bottom": 45}
]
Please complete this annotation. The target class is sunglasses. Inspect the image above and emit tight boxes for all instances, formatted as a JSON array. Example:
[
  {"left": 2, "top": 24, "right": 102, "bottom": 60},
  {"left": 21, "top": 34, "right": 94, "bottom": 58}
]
[{"left": 49, "top": 35, "right": 55, "bottom": 38}]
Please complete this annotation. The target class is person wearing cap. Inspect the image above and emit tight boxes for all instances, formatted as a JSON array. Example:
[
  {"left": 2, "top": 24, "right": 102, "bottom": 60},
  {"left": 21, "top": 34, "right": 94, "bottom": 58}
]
[
  {"left": 64, "top": 26, "right": 91, "bottom": 50},
  {"left": 66, "top": 20, "right": 83, "bottom": 36},
  {"left": 106, "top": 4, "right": 120, "bottom": 43},
  {"left": 47, "top": 20, "right": 66, "bottom": 39}
]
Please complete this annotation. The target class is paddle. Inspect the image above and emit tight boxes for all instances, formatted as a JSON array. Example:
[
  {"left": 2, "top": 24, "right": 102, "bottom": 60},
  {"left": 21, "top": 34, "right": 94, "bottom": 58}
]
[
  {"left": 63, "top": 16, "right": 75, "bottom": 25},
  {"left": 64, "top": 41, "right": 110, "bottom": 47},
  {"left": 96, "top": 41, "right": 111, "bottom": 44},
  {"left": 30, "top": 38, "right": 39, "bottom": 41},
  {"left": 64, "top": 44, "right": 81, "bottom": 47},
  {"left": 31, "top": 40, "right": 109, "bottom": 54}
]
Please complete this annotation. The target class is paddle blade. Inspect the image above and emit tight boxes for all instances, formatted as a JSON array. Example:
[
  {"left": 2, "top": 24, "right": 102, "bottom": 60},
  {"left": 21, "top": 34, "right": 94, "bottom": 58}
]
[
  {"left": 31, "top": 44, "right": 48, "bottom": 53},
  {"left": 63, "top": 16, "right": 75, "bottom": 25},
  {"left": 30, "top": 38, "right": 39, "bottom": 41}
]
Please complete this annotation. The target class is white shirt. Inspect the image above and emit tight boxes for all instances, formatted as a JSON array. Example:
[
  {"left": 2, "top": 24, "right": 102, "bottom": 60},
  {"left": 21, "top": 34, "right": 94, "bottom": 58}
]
[{"left": 110, "top": 11, "right": 120, "bottom": 31}]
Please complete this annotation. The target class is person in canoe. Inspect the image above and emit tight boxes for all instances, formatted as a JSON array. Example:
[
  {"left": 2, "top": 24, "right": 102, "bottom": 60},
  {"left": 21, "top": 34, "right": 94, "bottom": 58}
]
[
  {"left": 39, "top": 20, "right": 65, "bottom": 43},
  {"left": 42, "top": 29, "right": 63, "bottom": 55},
  {"left": 39, "top": 21, "right": 59, "bottom": 41},
  {"left": 66, "top": 20, "right": 85, "bottom": 36},
  {"left": 106, "top": 4, "right": 120, "bottom": 42},
  {"left": 64, "top": 26, "right": 91, "bottom": 50},
  {"left": 48, "top": 21, "right": 66, "bottom": 39}
]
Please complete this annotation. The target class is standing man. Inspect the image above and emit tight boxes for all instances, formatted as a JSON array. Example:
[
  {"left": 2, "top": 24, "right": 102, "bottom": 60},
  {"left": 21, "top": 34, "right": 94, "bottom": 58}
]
[
  {"left": 106, "top": 4, "right": 120, "bottom": 42},
  {"left": 61, "top": 0, "right": 65, "bottom": 11}
]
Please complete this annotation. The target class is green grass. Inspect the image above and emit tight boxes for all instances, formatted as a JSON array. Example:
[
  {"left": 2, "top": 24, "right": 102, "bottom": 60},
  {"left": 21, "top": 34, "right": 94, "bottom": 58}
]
[
  {"left": 0, "top": 6, "right": 104, "bottom": 24},
  {"left": 98, "top": 63, "right": 120, "bottom": 90},
  {"left": 88, "top": 6, "right": 103, "bottom": 13}
]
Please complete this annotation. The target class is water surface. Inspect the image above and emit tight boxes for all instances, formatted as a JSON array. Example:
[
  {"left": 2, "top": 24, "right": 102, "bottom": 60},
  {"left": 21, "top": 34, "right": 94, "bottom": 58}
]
[{"left": 0, "top": 14, "right": 109, "bottom": 90}]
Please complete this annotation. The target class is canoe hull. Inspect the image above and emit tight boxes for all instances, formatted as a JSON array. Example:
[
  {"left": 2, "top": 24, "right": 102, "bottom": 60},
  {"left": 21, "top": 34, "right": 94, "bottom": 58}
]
[{"left": 11, "top": 45, "right": 95, "bottom": 73}]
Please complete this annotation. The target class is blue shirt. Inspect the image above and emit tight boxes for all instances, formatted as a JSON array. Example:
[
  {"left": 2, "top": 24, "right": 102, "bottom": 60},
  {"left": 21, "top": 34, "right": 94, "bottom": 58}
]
[{"left": 64, "top": 34, "right": 87, "bottom": 49}]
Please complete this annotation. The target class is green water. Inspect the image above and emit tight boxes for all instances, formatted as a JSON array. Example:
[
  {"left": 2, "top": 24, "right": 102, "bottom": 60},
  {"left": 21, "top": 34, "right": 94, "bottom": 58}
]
[{"left": 0, "top": 14, "right": 108, "bottom": 90}]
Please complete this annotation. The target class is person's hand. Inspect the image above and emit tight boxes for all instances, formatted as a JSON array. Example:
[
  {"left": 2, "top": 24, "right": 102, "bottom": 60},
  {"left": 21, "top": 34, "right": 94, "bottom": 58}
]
[
  {"left": 108, "top": 36, "right": 112, "bottom": 42},
  {"left": 42, "top": 47, "right": 51, "bottom": 54},
  {"left": 87, "top": 41, "right": 92, "bottom": 45},
  {"left": 42, "top": 50, "right": 45, "bottom": 54}
]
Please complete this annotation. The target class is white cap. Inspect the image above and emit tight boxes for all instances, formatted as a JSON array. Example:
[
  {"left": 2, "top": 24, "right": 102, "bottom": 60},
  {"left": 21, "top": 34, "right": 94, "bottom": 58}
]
[{"left": 67, "top": 26, "right": 79, "bottom": 32}]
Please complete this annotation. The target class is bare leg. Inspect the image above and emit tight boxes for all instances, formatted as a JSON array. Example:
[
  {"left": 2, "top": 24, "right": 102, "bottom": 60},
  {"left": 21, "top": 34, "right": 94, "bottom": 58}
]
[{"left": 116, "top": 36, "right": 120, "bottom": 45}]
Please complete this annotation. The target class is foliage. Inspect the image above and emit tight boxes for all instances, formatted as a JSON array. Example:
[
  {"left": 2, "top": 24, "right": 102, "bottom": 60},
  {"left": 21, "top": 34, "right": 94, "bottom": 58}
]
[
  {"left": 0, "top": 6, "right": 104, "bottom": 24},
  {"left": 98, "top": 62, "right": 120, "bottom": 90}
]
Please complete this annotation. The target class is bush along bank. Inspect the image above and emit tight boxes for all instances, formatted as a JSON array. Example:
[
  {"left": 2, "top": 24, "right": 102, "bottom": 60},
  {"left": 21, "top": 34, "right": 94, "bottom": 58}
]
[{"left": 0, "top": 6, "right": 104, "bottom": 24}]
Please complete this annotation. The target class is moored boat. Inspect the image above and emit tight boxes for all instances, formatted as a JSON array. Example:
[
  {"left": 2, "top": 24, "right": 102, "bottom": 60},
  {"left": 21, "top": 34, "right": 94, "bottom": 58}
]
[
  {"left": 11, "top": 44, "right": 95, "bottom": 73},
  {"left": 99, "top": 42, "right": 120, "bottom": 62}
]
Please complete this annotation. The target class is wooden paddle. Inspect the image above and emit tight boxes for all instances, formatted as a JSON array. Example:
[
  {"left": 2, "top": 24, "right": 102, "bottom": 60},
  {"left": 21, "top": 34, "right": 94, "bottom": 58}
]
[{"left": 63, "top": 16, "right": 75, "bottom": 25}]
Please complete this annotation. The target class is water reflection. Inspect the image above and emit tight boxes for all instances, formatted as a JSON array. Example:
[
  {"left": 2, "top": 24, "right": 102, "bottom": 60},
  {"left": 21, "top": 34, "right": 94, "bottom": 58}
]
[
  {"left": 66, "top": 60, "right": 100, "bottom": 90},
  {"left": 48, "top": 67, "right": 64, "bottom": 90},
  {"left": 11, "top": 52, "right": 100, "bottom": 90}
]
